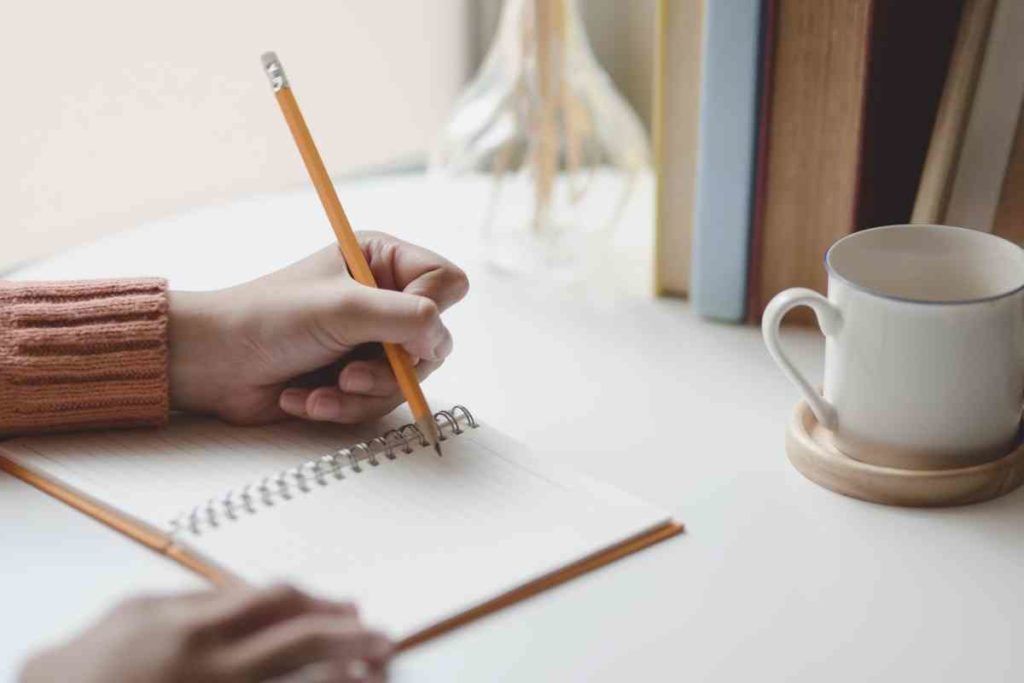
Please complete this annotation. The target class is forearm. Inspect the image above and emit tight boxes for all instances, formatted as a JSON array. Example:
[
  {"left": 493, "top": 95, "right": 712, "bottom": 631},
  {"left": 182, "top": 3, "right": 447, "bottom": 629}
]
[{"left": 0, "top": 279, "right": 169, "bottom": 436}]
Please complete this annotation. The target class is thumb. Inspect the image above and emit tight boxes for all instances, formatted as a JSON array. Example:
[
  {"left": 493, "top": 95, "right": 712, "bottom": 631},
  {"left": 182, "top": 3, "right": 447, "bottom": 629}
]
[{"left": 327, "top": 286, "right": 452, "bottom": 361}]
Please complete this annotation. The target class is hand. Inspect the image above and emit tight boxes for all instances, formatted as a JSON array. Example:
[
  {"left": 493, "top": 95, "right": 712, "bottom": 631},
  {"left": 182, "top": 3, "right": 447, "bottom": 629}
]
[
  {"left": 168, "top": 232, "right": 469, "bottom": 425},
  {"left": 20, "top": 584, "right": 392, "bottom": 683}
]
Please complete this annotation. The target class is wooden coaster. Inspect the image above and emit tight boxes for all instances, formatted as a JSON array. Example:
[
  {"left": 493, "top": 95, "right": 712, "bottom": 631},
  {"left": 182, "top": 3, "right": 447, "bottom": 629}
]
[{"left": 785, "top": 401, "right": 1024, "bottom": 507}]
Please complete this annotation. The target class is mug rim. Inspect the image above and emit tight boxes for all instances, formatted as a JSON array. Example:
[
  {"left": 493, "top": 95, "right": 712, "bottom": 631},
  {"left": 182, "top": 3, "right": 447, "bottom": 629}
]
[{"left": 824, "top": 224, "right": 1024, "bottom": 305}]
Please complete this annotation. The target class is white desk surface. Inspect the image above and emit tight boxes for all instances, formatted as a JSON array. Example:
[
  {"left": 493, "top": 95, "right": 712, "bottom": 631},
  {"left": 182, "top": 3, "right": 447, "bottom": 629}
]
[{"left": 2, "top": 174, "right": 1021, "bottom": 682}]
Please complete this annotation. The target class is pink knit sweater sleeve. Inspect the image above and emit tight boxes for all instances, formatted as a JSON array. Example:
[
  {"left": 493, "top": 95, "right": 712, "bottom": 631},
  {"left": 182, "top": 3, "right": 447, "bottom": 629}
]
[{"left": 0, "top": 279, "right": 169, "bottom": 436}]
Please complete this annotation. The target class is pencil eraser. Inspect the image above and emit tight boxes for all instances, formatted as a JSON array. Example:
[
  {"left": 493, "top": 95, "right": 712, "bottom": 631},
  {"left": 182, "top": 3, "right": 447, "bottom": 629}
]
[{"left": 261, "top": 51, "right": 279, "bottom": 69}]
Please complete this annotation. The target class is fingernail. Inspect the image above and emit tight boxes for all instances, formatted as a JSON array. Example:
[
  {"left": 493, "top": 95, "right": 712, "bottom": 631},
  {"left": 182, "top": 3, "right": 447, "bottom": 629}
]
[
  {"left": 432, "top": 329, "right": 453, "bottom": 360},
  {"left": 342, "top": 367, "right": 374, "bottom": 393},
  {"left": 310, "top": 393, "right": 341, "bottom": 419},
  {"left": 279, "top": 389, "right": 307, "bottom": 415}
]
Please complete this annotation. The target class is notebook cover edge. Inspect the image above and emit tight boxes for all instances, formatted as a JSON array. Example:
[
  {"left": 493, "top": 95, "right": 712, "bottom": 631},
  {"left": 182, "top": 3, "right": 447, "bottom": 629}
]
[
  {"left": 395, "top": 519, "right": 685, "bottom": 651},
  {"left": 1, "top": 452, "right": 684, "bottom": 652}
]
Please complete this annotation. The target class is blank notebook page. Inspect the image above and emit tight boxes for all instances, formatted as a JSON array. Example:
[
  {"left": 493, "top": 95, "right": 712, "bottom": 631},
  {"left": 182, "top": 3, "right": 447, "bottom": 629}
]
[{"left": 1, "top": 412, "right": 671, "bottom": 638}]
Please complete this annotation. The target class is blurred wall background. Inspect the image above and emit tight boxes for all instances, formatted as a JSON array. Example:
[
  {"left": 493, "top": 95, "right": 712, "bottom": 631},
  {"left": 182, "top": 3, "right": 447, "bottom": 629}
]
[{"left": 1, "top": 0, "right": 655, "bottom": 271}]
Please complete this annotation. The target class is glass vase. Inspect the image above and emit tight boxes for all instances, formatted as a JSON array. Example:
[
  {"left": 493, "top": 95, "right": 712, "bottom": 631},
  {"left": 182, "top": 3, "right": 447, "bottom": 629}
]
[{"left": 430, "top": 0, "right": 651, "bottom": 281}]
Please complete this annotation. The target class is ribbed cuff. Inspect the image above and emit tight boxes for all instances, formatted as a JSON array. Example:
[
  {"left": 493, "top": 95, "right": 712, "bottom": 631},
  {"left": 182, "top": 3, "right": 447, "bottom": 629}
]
[{"left": 0, "top": 279, "right": 169, "bottom": 436}]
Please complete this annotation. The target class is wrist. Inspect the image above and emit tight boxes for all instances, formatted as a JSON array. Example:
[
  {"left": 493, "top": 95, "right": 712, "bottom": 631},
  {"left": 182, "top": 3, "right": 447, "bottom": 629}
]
[{"left": 167, "top": 290, "right": 231, "bottom": 415}]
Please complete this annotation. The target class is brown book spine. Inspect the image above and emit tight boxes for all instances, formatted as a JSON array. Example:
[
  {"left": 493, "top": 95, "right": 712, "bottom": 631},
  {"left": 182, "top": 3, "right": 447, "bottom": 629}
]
[
  {"left": 752, "top": 0, "right": 875, "bottom": 324},
  {"left": 993, "top": 104, "right": 1024, "bottom": 243}
]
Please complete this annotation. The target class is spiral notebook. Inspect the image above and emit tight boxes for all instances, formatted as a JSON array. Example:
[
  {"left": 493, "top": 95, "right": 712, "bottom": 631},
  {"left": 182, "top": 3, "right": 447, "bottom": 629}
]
[{"left": 0, "top": 405, "right": 681, "bottom": 647}]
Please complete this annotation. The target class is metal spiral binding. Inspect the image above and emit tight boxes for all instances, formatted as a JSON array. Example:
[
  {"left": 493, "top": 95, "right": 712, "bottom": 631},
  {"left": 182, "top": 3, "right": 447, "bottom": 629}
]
[{"left": 169, "top": 406, "right": 477, "bottom": 537}]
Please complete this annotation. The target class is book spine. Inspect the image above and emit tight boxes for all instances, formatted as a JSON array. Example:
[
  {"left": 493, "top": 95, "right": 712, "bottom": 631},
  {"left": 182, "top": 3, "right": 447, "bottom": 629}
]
[
  {"left": 944, "top": 0, "right": 1024, "bottom": 231},
  {"left": 745, "top": 0, "right": 779, "bottom": 324},
  {"left": 690, "top": 0, "right": 765, "bottom": 322},
  {"left": 993, "top": 105, "right": 1024, "bottom": 242},
  {"left": 653, "top": 0, "right": 704, "bottom": 297},
  {"left": 751, "top": 0, "right": 874, "bottom": 324}
]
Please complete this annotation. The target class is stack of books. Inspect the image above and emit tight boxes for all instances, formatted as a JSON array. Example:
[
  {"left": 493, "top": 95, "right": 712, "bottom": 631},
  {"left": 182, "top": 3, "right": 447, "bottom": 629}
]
[{"left": 654, "top": 0, "right": 1024, "bottom": 323}]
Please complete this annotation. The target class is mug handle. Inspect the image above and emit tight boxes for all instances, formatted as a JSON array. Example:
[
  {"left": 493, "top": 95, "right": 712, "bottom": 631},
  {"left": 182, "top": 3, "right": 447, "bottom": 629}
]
[{"left": 761, "top": 288, "right": 842, "bottom": 431}]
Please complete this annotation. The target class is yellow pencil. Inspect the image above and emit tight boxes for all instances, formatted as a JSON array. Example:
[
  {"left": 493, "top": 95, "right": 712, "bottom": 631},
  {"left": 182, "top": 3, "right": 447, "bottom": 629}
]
[{"left": 260, "top": 51, "right": 443, "bottom": 455}]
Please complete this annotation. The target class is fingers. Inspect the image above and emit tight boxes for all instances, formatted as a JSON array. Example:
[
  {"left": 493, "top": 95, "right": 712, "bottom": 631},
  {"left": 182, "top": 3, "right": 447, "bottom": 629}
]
[
  {"left": 196, "top": 583, "right": 357, "bottom": 642},
  {"left": 279, "top": 355, "right": 440, "bottom": 422},
  {"left": 280, "top": 387, "right": 407, "bottom": 424},
  {"left": 75, "top": 585, "right": 390, "bottom": 683},
  {"left": 338, "top": 358, "right": 442, "bottom": 398},
  {"left": 214, "top": 613, "right": 391, "bottom": 682},
  {"left": 358, "top": 231, "right": 470, "bottom": 311},
  {"left": 259, "top": 235, "right": 469, "bottom": 314},
  {"left": 329, "top": 286, "right": 451, "bottom": 363}
]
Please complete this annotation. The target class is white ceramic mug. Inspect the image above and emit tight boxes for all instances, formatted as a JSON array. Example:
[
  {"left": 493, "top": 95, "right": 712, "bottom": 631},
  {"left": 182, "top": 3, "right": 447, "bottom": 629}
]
[{"left": 762, "top": 224, "right": 1024, "bottom": 470}]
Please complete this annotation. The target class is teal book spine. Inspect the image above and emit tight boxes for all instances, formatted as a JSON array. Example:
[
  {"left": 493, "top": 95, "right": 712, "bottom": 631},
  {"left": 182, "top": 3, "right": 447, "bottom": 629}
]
[{"left": 690, "top": 0, "right": 765, "bottom": 322}]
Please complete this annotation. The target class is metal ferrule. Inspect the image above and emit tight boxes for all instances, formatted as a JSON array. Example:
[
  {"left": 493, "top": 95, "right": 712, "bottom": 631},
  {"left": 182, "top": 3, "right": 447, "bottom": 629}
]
[{"left": 261, "top": 51, "right": 289, "bottom": 92}]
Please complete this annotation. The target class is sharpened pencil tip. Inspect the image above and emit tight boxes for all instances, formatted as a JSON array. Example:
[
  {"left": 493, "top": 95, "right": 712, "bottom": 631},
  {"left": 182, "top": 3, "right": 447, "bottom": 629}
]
[{"left": 414, "top": 415, "right": 443, "bottom": 457}]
